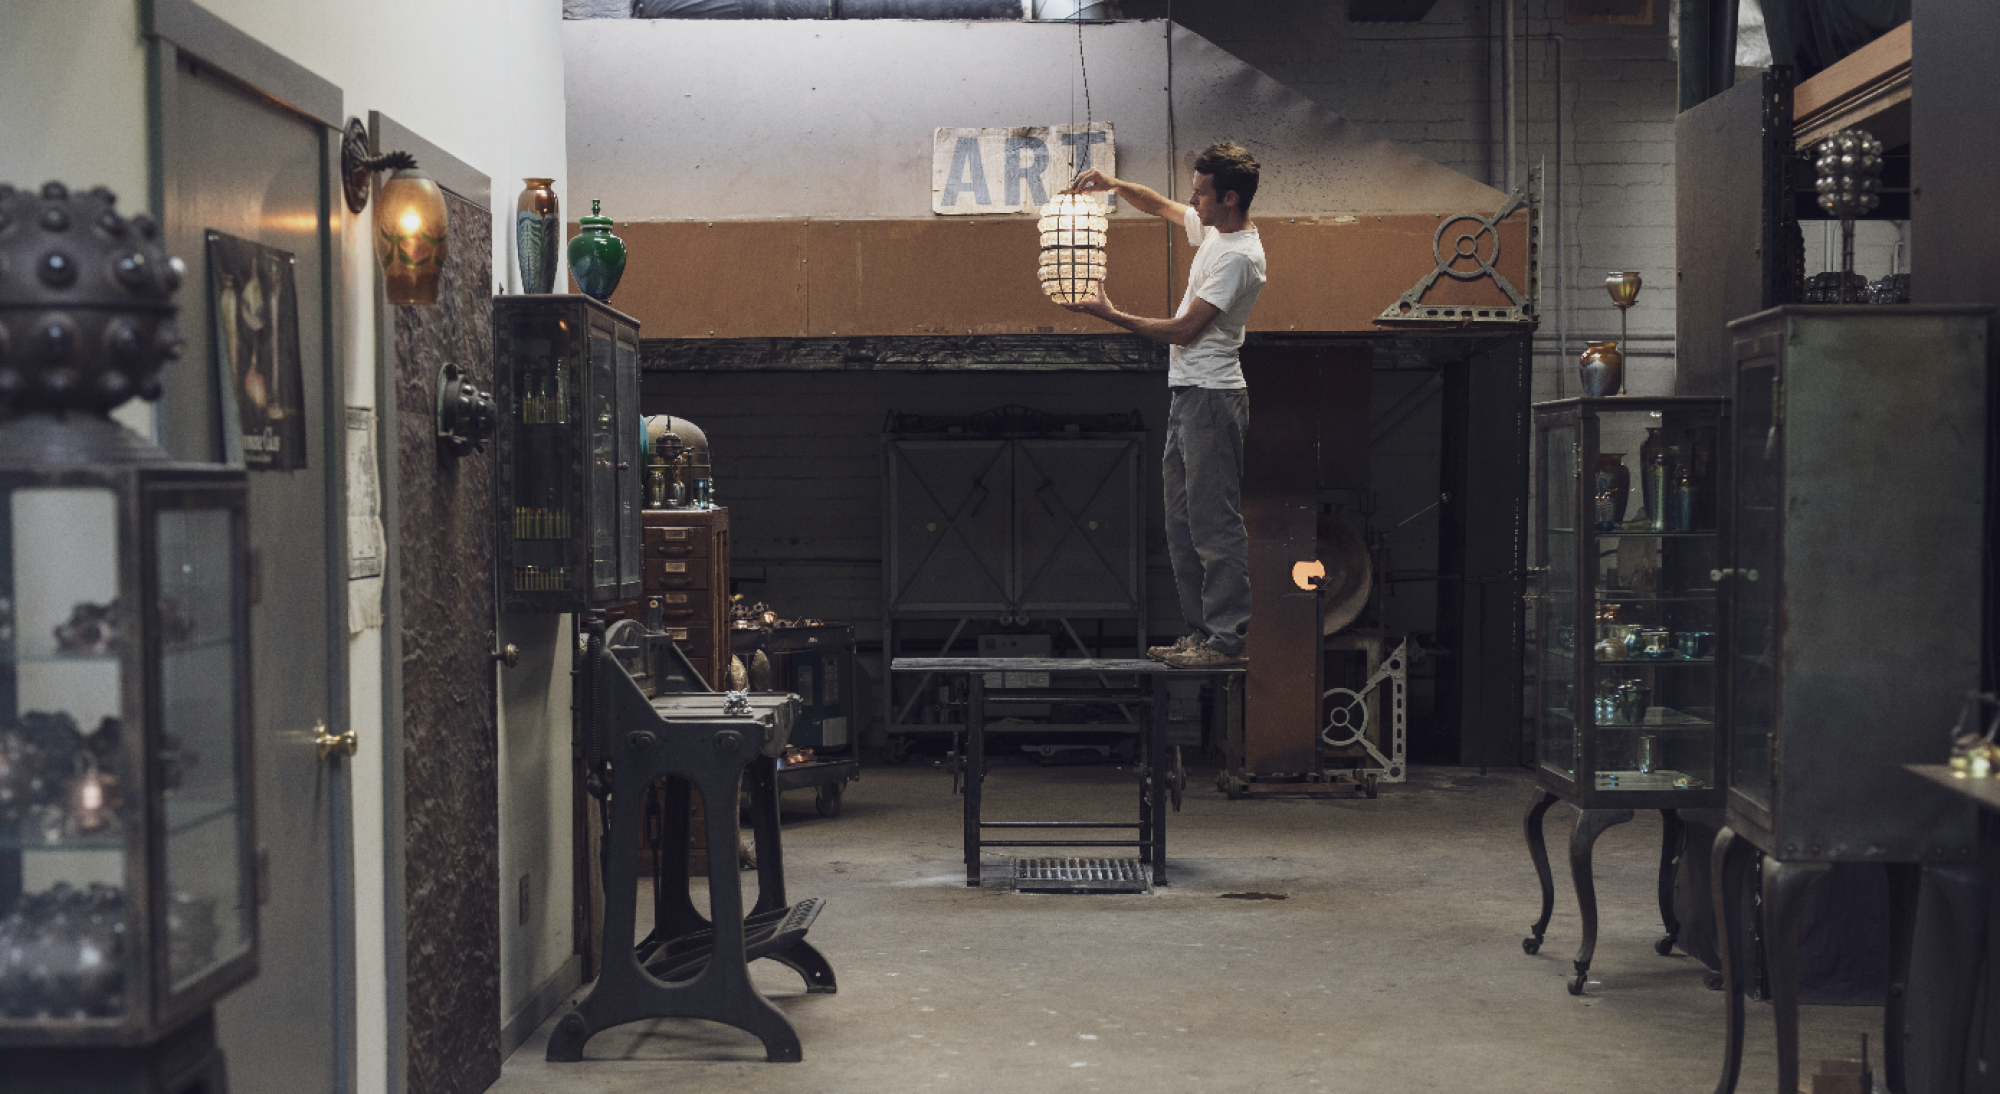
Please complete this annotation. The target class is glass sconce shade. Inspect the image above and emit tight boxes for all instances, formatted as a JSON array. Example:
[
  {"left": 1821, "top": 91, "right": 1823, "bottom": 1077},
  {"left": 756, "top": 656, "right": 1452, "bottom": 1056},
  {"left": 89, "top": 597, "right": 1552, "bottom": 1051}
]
[
  {"left": 0, "top": 182, "right": 254, "bottom": 1045},
  {"left": 1605, "top": 271, "right": 1642, "bottom": 310},
  {"left": 1037, "top": 193, "right": 1109, "bottom": 304},
  {"left": 374, "top": 169, "right": 449, "bottom": 306}
]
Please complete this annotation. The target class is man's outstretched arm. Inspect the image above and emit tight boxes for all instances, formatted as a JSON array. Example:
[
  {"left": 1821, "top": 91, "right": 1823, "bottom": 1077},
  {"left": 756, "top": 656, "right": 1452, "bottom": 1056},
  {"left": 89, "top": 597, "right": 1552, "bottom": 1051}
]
[
  {"left": 1066, "top": 168, "right": 1190, "bottom": 227},
  {"left": 1063, "top": 286, "right": 1221, "bottom": 348}
]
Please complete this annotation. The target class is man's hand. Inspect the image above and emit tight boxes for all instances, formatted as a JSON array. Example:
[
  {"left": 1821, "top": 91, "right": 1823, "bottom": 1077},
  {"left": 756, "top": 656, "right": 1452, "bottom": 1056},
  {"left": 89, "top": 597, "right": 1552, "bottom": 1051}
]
[
  {"left": 1061, "top": 283, "right": 1116, "bottom": 320},
  {"left": 1065, "top": 168, "right": 1117, "bottom": 196}
]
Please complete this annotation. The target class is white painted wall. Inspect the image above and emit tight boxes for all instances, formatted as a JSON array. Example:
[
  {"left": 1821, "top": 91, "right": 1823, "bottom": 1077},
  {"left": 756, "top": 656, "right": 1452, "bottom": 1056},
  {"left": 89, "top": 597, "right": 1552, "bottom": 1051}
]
[
  {"left": 0, "top": 2, "right": 574, "bottom": 1090},
  {"left": 564, "top": 18, "right": 1502, "bottom": 221}
]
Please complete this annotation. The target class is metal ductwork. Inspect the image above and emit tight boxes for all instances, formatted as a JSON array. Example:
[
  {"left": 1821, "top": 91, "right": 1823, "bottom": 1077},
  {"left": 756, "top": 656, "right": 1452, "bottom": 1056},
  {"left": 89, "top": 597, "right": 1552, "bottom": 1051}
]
[
  {"left": 634, "top": 0, "right": 1028, "bottom": 17},
  {"left": 1346, "top": 0, "right": 1440, "bottom": 21}
]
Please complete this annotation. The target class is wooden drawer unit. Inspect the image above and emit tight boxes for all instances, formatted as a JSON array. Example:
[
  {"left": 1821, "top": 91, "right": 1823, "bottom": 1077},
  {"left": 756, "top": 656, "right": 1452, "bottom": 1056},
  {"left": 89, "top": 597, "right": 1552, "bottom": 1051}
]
[
  {"left": 645, "top": 524, "right": 712, "bottom": 559},
  {"left": 641, "top": 507, "right": 729, "bottom": 688}
]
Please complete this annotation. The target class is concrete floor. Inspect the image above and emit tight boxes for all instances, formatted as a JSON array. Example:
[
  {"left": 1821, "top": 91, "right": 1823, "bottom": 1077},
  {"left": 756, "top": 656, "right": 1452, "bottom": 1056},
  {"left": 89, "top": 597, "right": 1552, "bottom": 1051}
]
[{"left": 494, "top": 762, "right": 1880, "bottom": 1093}]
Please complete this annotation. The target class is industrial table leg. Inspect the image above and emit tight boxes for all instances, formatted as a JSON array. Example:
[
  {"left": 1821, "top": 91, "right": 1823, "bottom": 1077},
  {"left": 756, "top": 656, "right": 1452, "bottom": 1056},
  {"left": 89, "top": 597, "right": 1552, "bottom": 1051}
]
[
  {"left": 1147, "top": 674, "right": 1168, "bottom": 884},
  {"left": 744, "top": 755, "right": 837, "bottom": 994},
  {"left": 1711, "top": 827, "right": 1757, "bottom": 1094},
  {"left": 1656, "top": 809, "right": 1687, "bottom": 956},
  {"left": 965, "top": 672, "right": 985, "bottom": 887},
  {"left": 1905, "top": 862, "right": 1988, "bottom": 1094},
  {"left": 550, "top": 744, "right": 802, "bottom": 1063},
  {"left": 1522, "top": 787, "right": 1560, "bottom": 955},
  {"left": 1566, "top": 805, "right": 1636, "bottom": 995},
  {"left": 1763, "top": 856, "right": 1831, "bottom": 1094},
  {"left": 1885, "top": 861, "right": 1918, "bottom": 1094}
]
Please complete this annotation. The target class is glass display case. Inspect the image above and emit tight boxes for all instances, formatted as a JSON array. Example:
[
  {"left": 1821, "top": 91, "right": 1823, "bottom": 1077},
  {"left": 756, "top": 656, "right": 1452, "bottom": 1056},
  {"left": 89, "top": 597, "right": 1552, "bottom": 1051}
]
[
  {"left": 1522, "top": 395, "right": 1727, "bottom": 994},
  {"left": 494, "top": 294, "right": 643, "bottom": 613},
  {"left": 0, "top": 469, "right": 255, "bottom": 1044},
  {"left": 1532, "top": 396, "right": 1729, "bottom": 808}
]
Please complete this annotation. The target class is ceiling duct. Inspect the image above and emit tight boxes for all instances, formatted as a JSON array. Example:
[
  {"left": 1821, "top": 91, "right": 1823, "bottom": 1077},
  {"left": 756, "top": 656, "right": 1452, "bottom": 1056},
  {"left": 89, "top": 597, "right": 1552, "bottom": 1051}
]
[
  {"left": 634, "top": 0, "right": 1027, "bottom": 17},
  {"left": 1346, "top": 0, "right": 1440, "bottom": 21}
]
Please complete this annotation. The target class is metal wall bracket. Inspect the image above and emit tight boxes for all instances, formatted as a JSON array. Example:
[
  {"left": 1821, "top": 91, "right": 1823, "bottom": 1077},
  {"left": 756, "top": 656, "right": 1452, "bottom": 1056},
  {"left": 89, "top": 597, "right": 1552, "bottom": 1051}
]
[
  {"left": 1318, "top": 637, "right": 1410, "bottom": 783},
  {"left": 436, "top": 362, "right": 497, "bottom": 456},
  {"left": 1374, "top": 185, "right": 1537, "bottom": 328}
]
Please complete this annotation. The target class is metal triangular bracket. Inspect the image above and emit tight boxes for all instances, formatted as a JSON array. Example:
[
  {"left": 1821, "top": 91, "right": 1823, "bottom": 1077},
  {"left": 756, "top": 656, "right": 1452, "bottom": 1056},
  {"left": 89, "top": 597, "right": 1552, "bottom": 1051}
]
[{"left": 1374, "top": 177, "right": 1539, "bottom": 328}]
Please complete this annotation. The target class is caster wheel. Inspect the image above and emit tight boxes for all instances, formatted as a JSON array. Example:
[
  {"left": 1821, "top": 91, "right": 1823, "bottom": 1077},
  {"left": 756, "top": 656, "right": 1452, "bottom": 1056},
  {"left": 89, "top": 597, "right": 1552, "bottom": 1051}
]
[
  {"left": 1364, "top": 774, "right": 1379, "bottom": 800},
  {"left": 1567, "top": 972, "right": 1587, "bottom": 996},
  {"left": 1654, "top": 935, "right": 1677, "bottom": 956},
  {"left": 1702, "top": 971, "right": 1725, "bottom": 991},
  {"left": 815, "top": 783, "right": 844, "bottom": 817},
  {"left": 1522, "top": 936, "right": 1542, "bottom": 955}
]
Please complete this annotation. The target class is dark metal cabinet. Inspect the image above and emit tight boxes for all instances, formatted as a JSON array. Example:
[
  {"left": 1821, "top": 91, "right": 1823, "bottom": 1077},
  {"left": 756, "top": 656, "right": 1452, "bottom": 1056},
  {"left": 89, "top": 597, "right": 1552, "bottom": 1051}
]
[
  {"left": 1723, "top": 306, "right": 1988, "bottom": 860},
  {"left": 1708, "top": 305, "right": 1992, "bottom": 1094},
  {"left": 1531, "top": 396, "right": 1730, "bottom": 811},
  {"left": 494, "top": 295, "right": 643, "bottom": 613}
]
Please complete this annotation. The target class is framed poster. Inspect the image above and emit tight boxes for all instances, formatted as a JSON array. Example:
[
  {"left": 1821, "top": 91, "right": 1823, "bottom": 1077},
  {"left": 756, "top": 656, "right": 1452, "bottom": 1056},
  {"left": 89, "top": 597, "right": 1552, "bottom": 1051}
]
[{"left": 207, "top": 230, "right": 307, "bottom": 470}]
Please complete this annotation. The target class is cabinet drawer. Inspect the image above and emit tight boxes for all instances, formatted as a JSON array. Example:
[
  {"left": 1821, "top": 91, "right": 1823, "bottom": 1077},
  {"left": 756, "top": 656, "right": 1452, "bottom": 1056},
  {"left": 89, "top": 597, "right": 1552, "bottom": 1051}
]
[
  {"left": 655, "top": 622, "right": 711, "bottom": 653},
  {"left": 649, "top": 590, "right": 709, "bottom": 622},
  {"left": 645, "top": 558, "right": 711, "bottom": 591},
  {"left": 645, "top": 525, "right": 711, "bottom": 558}
]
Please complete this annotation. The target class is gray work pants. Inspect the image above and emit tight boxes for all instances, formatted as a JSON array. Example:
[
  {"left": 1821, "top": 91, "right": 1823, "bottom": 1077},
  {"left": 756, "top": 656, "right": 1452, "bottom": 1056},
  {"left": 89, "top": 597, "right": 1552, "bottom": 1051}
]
[{"left": 1162, "top": 386, "right": 1251, "bottom": 655}]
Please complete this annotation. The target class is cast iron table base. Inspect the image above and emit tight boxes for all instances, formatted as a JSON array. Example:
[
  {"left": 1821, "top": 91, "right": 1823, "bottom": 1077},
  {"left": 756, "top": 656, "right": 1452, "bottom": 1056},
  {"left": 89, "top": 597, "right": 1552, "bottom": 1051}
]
[
  {"left": 548, "top": 656, "right": 834, "bottom": 1063},
  {"left": 1522, "top": 788, "right": 1718, "bottom": 994}
]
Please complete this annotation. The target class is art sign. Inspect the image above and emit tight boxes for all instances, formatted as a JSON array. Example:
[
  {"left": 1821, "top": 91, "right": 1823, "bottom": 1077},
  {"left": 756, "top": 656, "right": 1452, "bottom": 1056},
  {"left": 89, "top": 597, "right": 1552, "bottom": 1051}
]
[{"left": 931, "top": 122, "right": 1114, "bottom": 215}]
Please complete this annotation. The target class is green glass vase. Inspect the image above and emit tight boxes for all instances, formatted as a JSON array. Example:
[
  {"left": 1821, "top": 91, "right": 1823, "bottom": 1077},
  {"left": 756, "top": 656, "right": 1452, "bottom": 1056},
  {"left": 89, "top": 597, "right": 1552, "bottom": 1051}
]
[{"left": 567, "top": 198, "right": 626, "bottom": 302}]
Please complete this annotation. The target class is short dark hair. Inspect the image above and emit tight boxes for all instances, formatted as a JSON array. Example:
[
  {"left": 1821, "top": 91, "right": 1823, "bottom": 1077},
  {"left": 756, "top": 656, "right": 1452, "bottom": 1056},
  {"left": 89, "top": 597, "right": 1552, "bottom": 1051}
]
[{"left": 1194, "top": 141, "right": 1260, "bottom": 211}]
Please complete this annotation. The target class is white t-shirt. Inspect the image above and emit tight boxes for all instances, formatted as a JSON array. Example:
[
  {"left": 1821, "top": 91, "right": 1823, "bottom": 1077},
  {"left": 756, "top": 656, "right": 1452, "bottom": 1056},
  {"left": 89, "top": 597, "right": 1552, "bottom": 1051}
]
[{"left": 1167, "top": 205, "right": 1266, "bottom": 389}]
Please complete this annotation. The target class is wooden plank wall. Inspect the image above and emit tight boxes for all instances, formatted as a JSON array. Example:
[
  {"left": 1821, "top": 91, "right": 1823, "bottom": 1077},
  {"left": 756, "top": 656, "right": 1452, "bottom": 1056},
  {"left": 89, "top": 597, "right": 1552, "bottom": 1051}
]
[{"left": 586, "top": 211, "right": 1530, "bottom": 338}]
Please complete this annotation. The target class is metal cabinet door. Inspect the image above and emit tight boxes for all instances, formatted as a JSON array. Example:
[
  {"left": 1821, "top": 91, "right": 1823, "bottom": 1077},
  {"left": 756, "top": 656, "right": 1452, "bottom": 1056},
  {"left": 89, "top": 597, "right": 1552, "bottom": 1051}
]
[
  {"left": 156, "top": 42, "right": 349, "bottom": 1094},
  {"left": 883, "top": 439, "right": 1012, "bottom": 613}
]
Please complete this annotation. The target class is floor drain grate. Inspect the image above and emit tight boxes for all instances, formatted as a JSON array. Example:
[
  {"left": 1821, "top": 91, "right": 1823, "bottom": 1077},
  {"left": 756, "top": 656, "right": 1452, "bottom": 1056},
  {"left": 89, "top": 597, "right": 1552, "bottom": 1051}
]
[{"left": 1011, "top": 857, "right": 1151, "bottom": 894}]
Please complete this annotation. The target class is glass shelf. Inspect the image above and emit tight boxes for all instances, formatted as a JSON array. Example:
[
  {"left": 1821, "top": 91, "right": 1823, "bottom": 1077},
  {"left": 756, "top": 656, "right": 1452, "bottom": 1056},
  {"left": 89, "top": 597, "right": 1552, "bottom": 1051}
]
[
  {"left": 1587, "top": 706, "right": 1716, "bottom": 730},
  {"left": 0, "top": 797, "right": 234, "bottom": 853},
  {"left": 1592, "top": 770, "right": 1711, "bottom": 791},
  {"left": 1594, "top": 657, "right": 1718, "bottom": 667},
  {"left": 1594, "top": 530, "right": 1719, "bottom": 540}
]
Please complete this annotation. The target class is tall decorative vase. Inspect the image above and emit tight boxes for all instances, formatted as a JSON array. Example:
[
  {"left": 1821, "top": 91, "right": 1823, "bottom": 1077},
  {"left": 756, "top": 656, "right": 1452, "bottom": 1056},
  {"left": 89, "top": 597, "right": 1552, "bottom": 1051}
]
[
  {"left": 1639, "top": 427, "right": 1669, "bottom": 532},
  {"left": 568, "top": 198, "right": 627, "bottom": 302},
  {"left": 515, "top": 178, "right": 560, "bottom": 294},
  {"left": 1594, "top": 453, "right": 1630, "bottom": 531},
  {"left": 1579, "top": 341, "right": 1623, "bottom": 398}
]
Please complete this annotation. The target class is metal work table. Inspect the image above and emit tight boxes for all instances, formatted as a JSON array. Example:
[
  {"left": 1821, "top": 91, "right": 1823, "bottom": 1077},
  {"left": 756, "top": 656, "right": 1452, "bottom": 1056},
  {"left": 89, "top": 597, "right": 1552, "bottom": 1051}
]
[
  {"left": 547, "top": 655, "right": 835, "bottom": 1064},
  {"left": 891, "top": 657, "right": 1245, "bottom": 887}
]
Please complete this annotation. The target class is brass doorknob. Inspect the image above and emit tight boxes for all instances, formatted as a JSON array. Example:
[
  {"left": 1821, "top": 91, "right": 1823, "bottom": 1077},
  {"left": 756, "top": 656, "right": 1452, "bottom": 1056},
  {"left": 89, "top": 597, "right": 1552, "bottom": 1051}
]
[
  {"left": 493, "top": 643, "right": 521, "bottom": 668},
  {"left": 315, "top": 724, "right": 358, "bottom": 762}
]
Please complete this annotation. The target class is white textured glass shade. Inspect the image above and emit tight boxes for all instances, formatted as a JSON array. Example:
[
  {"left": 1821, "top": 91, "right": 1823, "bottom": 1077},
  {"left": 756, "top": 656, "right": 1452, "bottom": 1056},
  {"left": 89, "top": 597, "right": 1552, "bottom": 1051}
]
[{"left": 1036, "top": 193, "right": 1109, "bottom": 304}]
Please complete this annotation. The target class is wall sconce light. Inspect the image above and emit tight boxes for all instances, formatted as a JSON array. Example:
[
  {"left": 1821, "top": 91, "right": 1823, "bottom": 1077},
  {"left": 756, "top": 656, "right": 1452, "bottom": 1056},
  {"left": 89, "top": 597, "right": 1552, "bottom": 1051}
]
[
  {"left": 341, "top": 118, "right": 449, "bottom": 306},
  {"left": 1037, "top": 193, "right": 1108, "bottom": 305}
]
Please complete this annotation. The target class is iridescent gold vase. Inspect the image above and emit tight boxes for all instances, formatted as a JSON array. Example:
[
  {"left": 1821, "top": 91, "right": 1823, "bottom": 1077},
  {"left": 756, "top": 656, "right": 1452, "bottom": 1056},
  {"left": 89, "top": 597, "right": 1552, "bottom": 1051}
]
[{"left": 1580, "top": 341, "right": 1624, "bottom": 398}]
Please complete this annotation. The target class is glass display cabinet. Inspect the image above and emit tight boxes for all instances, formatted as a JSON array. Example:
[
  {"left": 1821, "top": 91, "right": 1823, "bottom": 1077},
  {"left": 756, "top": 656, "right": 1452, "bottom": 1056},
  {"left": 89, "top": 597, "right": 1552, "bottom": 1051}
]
[
  {"left": 1522, "top": 395, "right": 1728, "bottom": 995},
  {"left": 0, "top": 183, "right": 253, "bottom": 1087},
  {"left": 1710, "top": 306, "right": 1989, "bottom": 1094},
  {"left": 494, "top": 294, "right": 643, "bottom": 613}
]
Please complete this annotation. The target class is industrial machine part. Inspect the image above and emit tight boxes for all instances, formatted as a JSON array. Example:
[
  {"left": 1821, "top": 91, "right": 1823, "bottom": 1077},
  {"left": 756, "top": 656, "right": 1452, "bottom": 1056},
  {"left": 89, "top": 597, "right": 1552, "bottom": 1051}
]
[{"left": 1316, "top": 637, "right": 1411, "bottom": 797}]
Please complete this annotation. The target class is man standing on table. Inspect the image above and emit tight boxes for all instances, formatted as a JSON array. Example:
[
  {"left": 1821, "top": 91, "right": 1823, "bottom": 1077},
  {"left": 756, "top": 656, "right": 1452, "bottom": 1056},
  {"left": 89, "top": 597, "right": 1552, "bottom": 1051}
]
[{"left": 1061, "top": 141, "right": 1265, "bottom": 669}]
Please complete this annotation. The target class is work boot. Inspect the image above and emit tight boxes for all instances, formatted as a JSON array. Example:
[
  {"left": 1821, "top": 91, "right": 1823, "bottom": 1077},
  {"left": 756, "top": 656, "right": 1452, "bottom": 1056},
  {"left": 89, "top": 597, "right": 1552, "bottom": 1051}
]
[
  {"left": 1147, "top": 635, "right": 1199, "bottom": 662},
  {"left": 1162, "top": 642, "right": 1248, "bottom": 668}
]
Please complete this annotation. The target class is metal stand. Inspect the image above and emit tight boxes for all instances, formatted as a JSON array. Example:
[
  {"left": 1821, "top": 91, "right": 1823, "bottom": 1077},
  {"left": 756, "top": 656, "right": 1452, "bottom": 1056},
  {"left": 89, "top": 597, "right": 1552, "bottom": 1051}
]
[
  {"left": 1521, "top": 789, "right": 1700, "bottom": 994},
  {"left": 547, "top": 651, "right": 834, "bottom": 1063},
  {"left": 894, "top": 658, "right": 1242, "bottom": 888}
]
